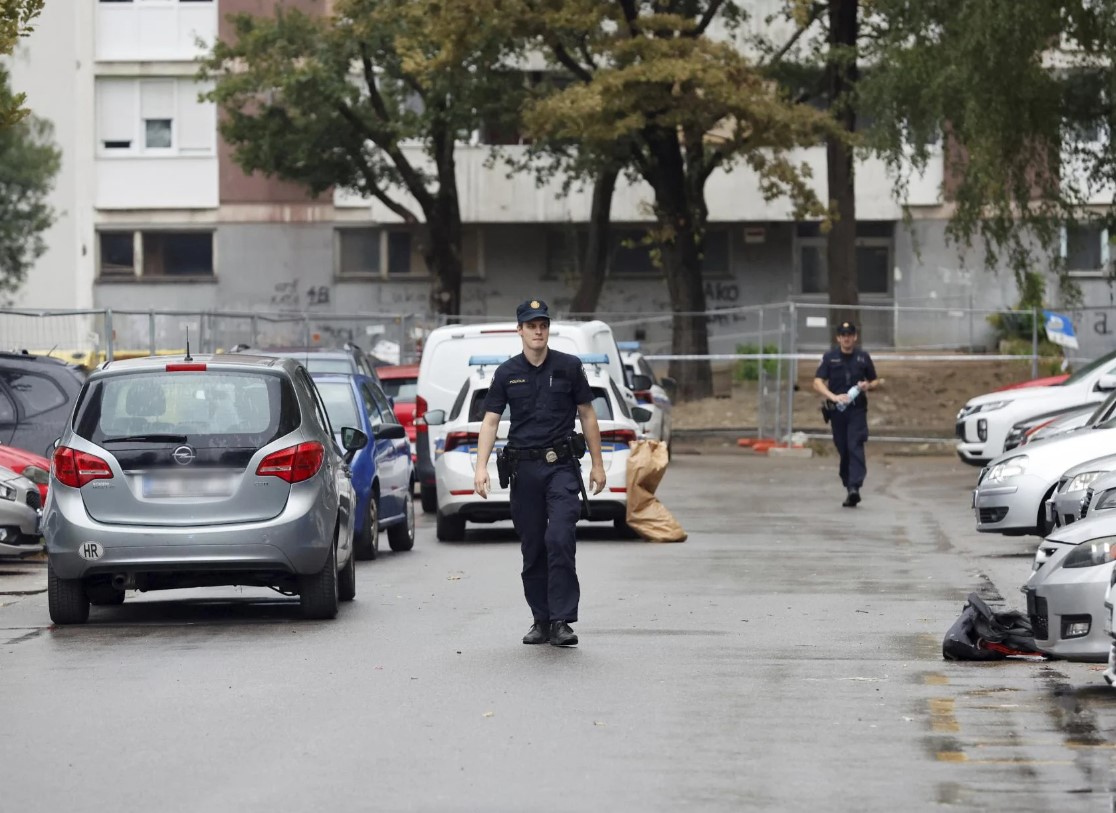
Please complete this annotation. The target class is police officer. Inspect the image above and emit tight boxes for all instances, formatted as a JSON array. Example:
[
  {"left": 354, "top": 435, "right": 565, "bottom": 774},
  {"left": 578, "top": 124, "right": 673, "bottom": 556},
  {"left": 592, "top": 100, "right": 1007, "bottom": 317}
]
[
  {"left": 813, "top": 321, "right": 879, "bottom": 507},
  {"left": 473, "top": 299, "right": 606, "bottom": 647}
]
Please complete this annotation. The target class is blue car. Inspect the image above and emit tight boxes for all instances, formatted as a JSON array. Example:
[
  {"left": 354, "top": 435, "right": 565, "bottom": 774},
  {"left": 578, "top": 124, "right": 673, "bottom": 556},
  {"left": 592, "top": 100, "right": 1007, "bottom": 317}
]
[{"left": 313, "top": 373, "right": 415, "bottom": 558}]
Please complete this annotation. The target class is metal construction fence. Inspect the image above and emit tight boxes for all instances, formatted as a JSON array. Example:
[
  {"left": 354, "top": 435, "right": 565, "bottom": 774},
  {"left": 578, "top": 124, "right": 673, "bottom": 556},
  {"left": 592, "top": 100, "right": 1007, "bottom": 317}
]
[{"left": 0, "top": 302, "right": 1110, "bottom": 443}]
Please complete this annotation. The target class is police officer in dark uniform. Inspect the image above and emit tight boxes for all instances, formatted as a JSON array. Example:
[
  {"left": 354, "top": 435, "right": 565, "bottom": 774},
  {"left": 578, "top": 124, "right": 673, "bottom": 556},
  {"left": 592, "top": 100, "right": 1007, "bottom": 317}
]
[
  {"left": 473, "top": 299, "right": 606, "bottom": 647},
  {"left": 813, "top": 321, "right": 879, "bottom": 507}
]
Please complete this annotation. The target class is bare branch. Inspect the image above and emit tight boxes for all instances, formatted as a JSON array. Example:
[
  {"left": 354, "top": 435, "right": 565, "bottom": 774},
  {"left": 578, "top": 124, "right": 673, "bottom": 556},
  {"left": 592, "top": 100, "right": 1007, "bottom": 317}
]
[
  {"left": 691, "top": 0, "right": 726, "bottom": 37},
  {"left": 552, "top": 41, "right": 594, "bottom": 83},
  {"left": 618, "top": 0, "right": 641, "bottom": 37},
  {"left": 345, "top": 145, "right": 421, "bottom": 223},
  {"left": 760, "top": 2, "right": 828, "bottom": 68}
]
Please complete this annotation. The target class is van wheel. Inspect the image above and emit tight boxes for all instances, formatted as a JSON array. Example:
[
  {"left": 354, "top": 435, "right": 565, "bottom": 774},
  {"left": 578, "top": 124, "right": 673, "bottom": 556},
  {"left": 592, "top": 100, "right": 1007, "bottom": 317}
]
[
  {"left": 614, "top": 517, "right": 641, "bottom": 539},
  {"left": 388, "top": 492, "right": 416, "bottom": 552},
  {"left": 338, "top": 544, "right": 356, "bottom": 602},
  {"left": 421, "top": 484, "right": 438, "bottom": 514},
  {"left": 353, "top": 497, "right": 379, "bottom": 561},
  {"left": 436, "top": 511, "right": 466, "bottom": 542},
  {"left": 299, "top": 544, "right": 339, "bottom": 620},
  {"left": 48, "top": 563, "right": 90, "bottom": 624}
]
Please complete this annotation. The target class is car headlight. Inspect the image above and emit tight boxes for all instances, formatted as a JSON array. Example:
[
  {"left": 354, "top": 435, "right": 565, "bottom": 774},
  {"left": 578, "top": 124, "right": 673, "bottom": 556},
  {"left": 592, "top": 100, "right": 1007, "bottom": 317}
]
[
  {"left": 0, "top": 483, "right": 15, "bottom": 501},
  {"left": 1062, "top": 536, "right": 1116, "bottom": 568},
  {"left": 1065, "top": 471, "right": 1105, "bottom": 493},
  {"left": 1094, "top": 488, "right": 1116, "bottom": 511},
  {"left": 984, "top": 455, "right": 1028, "bottom": 482}
]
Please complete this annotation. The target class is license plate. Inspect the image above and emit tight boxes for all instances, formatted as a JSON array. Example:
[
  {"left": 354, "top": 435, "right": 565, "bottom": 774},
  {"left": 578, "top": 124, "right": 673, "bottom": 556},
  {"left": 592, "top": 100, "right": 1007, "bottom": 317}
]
[{"left": 143, "top": 475, "right": 234, "bottom": 498}]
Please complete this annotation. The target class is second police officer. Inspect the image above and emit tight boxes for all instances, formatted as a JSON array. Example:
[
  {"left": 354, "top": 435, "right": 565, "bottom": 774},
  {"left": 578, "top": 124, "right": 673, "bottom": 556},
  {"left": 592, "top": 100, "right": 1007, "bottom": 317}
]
[
  {"left": 473, "top": 299, "right": 607, "bottom": 647},
  {"left": 812, "top": 320, "right": 879, "bottom": 508}
]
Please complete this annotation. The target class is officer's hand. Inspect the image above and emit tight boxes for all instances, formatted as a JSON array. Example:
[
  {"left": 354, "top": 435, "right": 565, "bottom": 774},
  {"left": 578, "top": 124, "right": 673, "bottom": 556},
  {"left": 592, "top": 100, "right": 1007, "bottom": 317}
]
[
  {"left": 857, "top": 379, "right": 870, "bottom": 390},
  {"left": 589, "top": 464, "right": 606, "bottom": 495},
  {"left": 474, "top": 469, "right": 490, "bottom": 499},
  {"left": 835, "top": 393, "right": 851, "bottom": 404}
]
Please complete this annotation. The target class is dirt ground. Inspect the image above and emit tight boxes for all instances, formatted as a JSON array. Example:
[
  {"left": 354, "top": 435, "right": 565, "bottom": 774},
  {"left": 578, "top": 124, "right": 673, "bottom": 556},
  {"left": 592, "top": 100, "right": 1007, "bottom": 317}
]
[{"left": 672, "top": 356, "right": 1047, "bottom": 438}]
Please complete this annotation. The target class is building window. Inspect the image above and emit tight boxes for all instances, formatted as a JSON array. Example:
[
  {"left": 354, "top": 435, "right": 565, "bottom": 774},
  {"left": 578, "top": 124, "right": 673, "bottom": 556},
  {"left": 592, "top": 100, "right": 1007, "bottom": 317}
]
[
  {"left": 387, "top": 231, "right": 412, "bottom": 276},
  {"left": 96, "top": 78, "right": 215, "bottom": 156},
  {"left": 339, "top": 229, "right": 381, "bottom": 275},
  {"left": 142, "top": 232, "right": 214, "bottom": 277},
  {"left": 99, "top": 232, "right": 136, "bottom": 276},
  {"left": 796, "top": 221, "right": 893, "bottom": 295},
  {"left": 336, "top": 227, "right": 480, "bottom": 279},
  {"left": 1062, "top": 223, "right": 1108, "bottom": 275}
]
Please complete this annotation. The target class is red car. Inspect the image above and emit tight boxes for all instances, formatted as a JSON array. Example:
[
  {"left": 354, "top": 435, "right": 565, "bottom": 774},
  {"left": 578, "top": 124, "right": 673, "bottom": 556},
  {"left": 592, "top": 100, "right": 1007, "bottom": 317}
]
[
  {"left": 0, "top": 444, "right": 50, "bottom": 503},
  {"left": 377, "top": 364, "right": 419, "bottom": 456},
  {"left": 994, "top": 373, "right": 1070, "bottom": 392}
]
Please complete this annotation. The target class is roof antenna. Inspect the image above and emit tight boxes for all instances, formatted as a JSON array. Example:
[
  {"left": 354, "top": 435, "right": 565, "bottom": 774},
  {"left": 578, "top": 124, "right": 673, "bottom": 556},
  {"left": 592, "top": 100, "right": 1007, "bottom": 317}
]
[{"left": 184, "top": 327, "right": 193, "bottom": 363}]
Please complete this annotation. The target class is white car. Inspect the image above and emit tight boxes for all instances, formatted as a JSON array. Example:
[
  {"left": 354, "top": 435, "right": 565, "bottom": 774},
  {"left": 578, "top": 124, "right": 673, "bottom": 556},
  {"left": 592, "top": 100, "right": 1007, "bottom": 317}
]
[
  {"left": 956, "top": 348, "right": 1116, "bottom": 466},
  {"left": 619, "top": 342, "right": 675, "bottom": 455},
  {"left": 426, "top": 355, "right": 652, "bottom": 541}
]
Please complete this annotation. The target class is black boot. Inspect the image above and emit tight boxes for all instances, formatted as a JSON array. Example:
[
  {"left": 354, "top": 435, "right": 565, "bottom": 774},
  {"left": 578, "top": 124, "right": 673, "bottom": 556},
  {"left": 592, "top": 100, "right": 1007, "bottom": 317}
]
[
  {"left": 550, "top": 621, "right": 578, "bottom": 647},
  {"left": 522, "top": 620, "right": 550, "bottom": 645},
  {"left": 842, "top": 487, "right": 861, "bottom": 508}
]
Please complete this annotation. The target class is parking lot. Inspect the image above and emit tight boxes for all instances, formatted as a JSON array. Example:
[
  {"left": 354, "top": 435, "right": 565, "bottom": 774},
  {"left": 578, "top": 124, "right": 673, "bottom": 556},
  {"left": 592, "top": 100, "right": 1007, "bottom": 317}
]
[{"left": 1, "top": 450, "right": 1113, "bottom": 811}]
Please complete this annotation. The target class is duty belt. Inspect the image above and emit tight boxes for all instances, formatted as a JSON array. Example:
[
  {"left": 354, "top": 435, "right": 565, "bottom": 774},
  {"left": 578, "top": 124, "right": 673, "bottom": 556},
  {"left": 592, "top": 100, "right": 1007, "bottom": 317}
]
[{"left": 504, "top": 446, "right": 571, "bottom": 464}]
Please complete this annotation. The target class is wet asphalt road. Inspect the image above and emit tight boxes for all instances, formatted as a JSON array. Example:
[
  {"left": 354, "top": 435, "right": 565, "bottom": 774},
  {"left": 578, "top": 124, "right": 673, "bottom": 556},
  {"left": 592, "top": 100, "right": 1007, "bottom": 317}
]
[{"left": 2, "top": 450, "right": 1116, "bottom": 812}]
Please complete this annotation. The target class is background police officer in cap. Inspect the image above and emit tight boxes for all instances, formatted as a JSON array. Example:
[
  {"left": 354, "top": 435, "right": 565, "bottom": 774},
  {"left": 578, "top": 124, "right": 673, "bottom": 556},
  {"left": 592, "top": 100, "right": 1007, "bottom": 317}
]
[
  {"left": 473, "top": 299, "right": 606, "bottom": 647},
  {"left": 813, "top": 321, "right": 879, "bottom": 507}
]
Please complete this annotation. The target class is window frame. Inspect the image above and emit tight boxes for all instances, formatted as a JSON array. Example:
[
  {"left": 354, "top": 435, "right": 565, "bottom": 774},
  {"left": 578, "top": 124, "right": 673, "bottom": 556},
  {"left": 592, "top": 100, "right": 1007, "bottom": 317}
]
[
  {"left": 795, "top": 235, "right": 894, "bottom": 296},
  {"left": 335, "top": 226, "right": 483, "bottom": 280},
  {"left": 1061, "top": 223, "right": 1110, "bottom": 278}
]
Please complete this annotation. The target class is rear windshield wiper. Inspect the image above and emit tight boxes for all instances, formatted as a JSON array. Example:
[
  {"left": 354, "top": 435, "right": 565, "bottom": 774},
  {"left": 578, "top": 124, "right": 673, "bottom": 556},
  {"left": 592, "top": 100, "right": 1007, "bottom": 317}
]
[{"left": 100, "top": 434, "right": 189, "bottom": 444}]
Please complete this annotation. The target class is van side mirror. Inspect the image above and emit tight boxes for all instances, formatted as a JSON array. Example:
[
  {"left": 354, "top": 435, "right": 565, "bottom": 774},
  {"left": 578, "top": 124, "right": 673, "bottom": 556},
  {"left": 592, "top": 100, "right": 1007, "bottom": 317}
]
[
  {"left": 660, "top": 376, "right": 677, "bottom": 396},
  {"left": 1099, "top": 373, "right": 1116, "bottom": 392},
  {"left": 631, "top": 406, "right": 653, "bottom": 424},
  {"left": 631, "top": 373, "right": 653, "bottom": 392},
  {"left": 421, "top": 409, "right": 446, "bottom": 426}
]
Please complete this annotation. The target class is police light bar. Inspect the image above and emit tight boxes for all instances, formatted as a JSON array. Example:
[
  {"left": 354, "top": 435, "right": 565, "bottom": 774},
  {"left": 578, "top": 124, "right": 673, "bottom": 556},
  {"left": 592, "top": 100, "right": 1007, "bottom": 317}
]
[
  {"left": 616, "top": 341, "right": 641, "bottom": 351},
  {"left": 578, "top": 354, "right": 609, "bottom": 365},
  {"left": 468, "top": 355, "right": 509, "bottom": 366}
]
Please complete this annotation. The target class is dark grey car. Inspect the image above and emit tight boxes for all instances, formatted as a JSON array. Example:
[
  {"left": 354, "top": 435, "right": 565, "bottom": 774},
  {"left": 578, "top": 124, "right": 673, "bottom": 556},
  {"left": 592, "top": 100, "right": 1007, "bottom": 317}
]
[
  {"left": 43, "top": 354, "right": 367, "bottom": 624},
  {"left": 0, "top": 351, "right": 84, "bottom": 457}
]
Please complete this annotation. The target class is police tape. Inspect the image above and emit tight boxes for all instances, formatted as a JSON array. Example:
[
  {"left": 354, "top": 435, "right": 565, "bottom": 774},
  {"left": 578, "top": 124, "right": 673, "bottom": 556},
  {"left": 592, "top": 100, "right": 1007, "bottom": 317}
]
[{"left": 644, "top": 353, "right": 1060, "bottom": 362}]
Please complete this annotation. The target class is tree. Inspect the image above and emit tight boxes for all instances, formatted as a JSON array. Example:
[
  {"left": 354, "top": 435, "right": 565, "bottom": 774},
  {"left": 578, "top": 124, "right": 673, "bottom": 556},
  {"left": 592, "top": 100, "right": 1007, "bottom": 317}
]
[
  {"left": 200, "top": 0, "right": 524, "bottom": 317},
  {"left": 517, "top": 1, "right": 832, "bottom": 398},
  {"left": 0, "top": 0, "right": 44, "bottom": 127},
  {"left": 0, "top": 68, "right": 59, "bottom": 303}
]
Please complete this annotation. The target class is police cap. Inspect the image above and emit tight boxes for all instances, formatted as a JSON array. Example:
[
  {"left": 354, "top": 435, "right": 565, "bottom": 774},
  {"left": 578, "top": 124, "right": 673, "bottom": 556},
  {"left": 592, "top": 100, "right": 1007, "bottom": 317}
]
[
  {"left": 516, "top": 299, "right": 550, "bottom": 323},
  {"left": 836, "top": 321, "right": 857, "bottom": 335}
]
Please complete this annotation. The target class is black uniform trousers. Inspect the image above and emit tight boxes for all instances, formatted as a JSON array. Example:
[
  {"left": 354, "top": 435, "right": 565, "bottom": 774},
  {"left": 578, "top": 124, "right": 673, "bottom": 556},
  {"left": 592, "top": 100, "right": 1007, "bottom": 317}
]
[
  {"left": 509, "top": 459, "right": 581, "bottom": 623},
  {"left": 830, "top": 407, "right": 869, "bottom": 489}
]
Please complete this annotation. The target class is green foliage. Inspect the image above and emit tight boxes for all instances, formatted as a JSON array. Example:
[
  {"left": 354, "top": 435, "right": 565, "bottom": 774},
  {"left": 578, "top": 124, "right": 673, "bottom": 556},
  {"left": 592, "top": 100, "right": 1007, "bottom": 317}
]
[
  {"left": 0, "top": 68, "right": 58, "bottom": 303},
  {"left": 0, "top": 0, "right": 44, "bottom": 127},
  {"left": 733, "top": 344, "right": 779, "bottom": 382}
]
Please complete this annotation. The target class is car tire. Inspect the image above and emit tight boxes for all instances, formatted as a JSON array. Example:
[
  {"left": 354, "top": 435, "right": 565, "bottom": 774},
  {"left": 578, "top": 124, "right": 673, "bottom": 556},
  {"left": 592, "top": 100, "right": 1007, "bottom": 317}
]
[
  {"left": 338, "top": 544, "right": 356, "bottom": 603},
  {"left": 436, "top": 511, "right": 466, "bottom": 542},
  {"left": 614, "top": 517, "right": 641, "bottom": 539},
  {"left": 299, "top": 543, "right": 339, "bottom": 620},
  {"left": 353, "top": 496, "right": 379, "bottom": 561},
  {"left": 421, "top": 484, "right": 438, "bottom": 514},
  {"left": 86, "top": 584, "right": 125, "bottom": 606},
  {"left": 388, "top": 491, "right": 416, "bottom": 552},
  {"left": 48, "top": 563, "right": 90, "bottom": 625}
]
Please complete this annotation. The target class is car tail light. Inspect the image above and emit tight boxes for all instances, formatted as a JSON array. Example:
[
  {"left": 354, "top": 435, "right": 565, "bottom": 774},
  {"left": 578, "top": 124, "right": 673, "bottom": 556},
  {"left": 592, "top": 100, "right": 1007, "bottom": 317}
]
[
  {"left": 444, "top": 432, "right": 479, "bottom": 452},
  {"left": 256, "top": 442, "right": 325, "bottom": 484},
  {"left": 52, "top": 447, "right": 113, "bottom": 488},
  {"left": 166, "top": 363, "right": 207, "bottom": 372},
  {"left": 601, "top": 429, "right": 637, "bottom": 445},
  {"left": 416, "top": 395, "right": 428, "bottom": 434},
  {"left": 633, "top": 390, "right": 653, "bottom": 404}
]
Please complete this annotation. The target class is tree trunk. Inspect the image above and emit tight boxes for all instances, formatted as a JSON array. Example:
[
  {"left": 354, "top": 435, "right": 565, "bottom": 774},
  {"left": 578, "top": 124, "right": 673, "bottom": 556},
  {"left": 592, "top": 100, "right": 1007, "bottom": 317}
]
[
  {"left": 826, "top": 0, "right": 859, "bottom": 329},
  {"left": 568, "top": 164, "right": 619, "bottom": 316},
  {"left": 425, "top": 122, "right": 464, "bottom": 320},
  {"left": 643, "top": 128, "right": 712, "bottom": 401}
]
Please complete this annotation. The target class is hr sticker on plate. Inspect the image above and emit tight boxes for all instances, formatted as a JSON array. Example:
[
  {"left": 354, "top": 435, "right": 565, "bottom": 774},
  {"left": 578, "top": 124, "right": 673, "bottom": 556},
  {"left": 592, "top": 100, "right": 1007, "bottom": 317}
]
[{"left": 79, "top": 542, "right": 103, "bottom": 560}]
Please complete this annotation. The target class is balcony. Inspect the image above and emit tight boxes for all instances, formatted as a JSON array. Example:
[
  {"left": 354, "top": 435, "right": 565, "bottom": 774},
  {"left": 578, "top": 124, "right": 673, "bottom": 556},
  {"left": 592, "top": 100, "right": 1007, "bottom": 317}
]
[
  {"left": 95, "top": 1, "right": 217, "bottom": 63},
  {"left": 96, "top": 155, "right": 218, "bottom": 210},
  {"left": 338, "top": 144, "right": 944, "bottom": 223}
]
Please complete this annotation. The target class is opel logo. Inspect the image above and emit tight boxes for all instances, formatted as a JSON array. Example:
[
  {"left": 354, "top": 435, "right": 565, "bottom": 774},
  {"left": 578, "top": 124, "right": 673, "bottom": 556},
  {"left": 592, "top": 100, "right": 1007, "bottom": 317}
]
[{"left": 172, "top": 445, "right": 196, "bottom": 466}]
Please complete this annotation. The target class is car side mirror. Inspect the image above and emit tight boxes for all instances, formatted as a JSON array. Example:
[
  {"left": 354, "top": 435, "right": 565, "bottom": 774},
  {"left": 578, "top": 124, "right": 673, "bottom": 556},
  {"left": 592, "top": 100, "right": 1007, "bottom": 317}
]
[
  {"left": 1099, "top": 373, "right": 1116, "bottom": 392},
  {"left": 660, "top": 376, "right": 677, "bottom": 395},
  {"left": 631, "top": 406, "right": 653, "bottom": 424},
  {"left": 631, "top": 373, "right": 653, "bottom": 391},
  {"left": 341, "top": 426, "right": 368, "bottom": 453},
  {"left": 422, "top": 409, "right": 446, "bottom": 426},
  {"left": 374, "top": 423, "right": 407, "bottom": 440}
]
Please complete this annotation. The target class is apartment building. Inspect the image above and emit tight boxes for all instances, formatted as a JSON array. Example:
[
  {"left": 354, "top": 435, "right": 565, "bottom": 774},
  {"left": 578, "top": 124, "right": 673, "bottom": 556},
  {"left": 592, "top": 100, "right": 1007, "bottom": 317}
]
[{"left": 10, "top": 1, "right": 1116, "bottom": 357}]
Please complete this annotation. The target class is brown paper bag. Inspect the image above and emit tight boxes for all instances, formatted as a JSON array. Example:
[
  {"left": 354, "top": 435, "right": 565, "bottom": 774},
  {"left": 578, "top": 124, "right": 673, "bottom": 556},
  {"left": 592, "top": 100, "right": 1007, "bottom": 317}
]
[{"left": 624, "top": 439, "right": 687, "bottom": 542}]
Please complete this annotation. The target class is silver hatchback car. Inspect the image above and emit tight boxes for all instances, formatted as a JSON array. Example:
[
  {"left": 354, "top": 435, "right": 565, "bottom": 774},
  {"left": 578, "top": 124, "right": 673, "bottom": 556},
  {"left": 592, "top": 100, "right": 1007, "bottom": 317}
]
[{"left": 43, "top": 354, "right": 367, "bottom": 624}]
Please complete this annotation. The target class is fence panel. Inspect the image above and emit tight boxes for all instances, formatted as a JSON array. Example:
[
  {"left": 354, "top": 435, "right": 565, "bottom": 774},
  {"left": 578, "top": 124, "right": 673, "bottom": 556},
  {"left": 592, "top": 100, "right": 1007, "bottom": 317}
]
[{"left": 0, "top": 310, "right": 109, "bottom": 367}]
